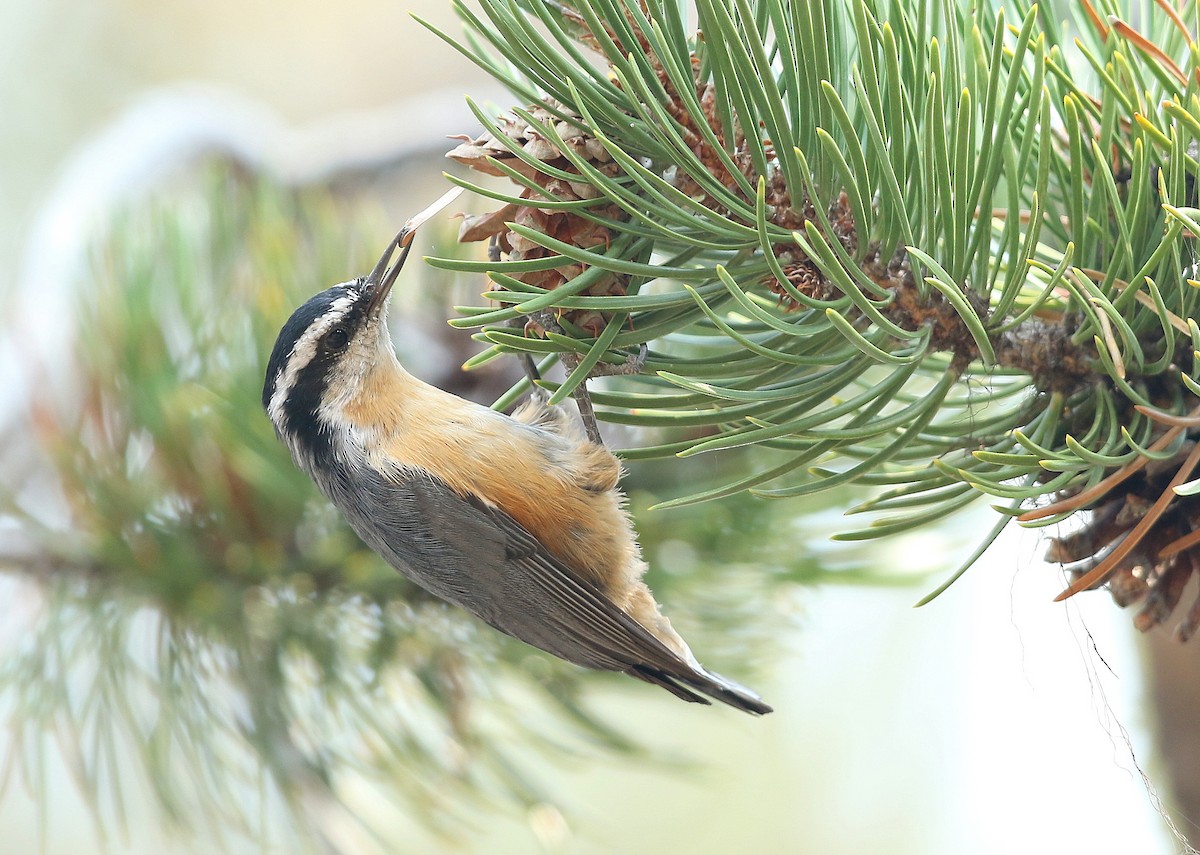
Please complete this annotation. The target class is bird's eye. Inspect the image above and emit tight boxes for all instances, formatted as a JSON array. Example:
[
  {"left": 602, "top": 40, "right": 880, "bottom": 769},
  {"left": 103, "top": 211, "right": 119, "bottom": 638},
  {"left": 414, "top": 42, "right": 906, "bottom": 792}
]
[{"left": 325, "top": 327, "right": 350, "bottom": 352}]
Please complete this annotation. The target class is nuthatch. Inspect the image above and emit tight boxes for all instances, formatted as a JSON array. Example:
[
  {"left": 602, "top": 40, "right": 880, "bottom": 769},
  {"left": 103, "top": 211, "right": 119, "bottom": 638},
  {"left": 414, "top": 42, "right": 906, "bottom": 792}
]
[{"left": 261, "top": 191, "right": 771, "bottom": 714}]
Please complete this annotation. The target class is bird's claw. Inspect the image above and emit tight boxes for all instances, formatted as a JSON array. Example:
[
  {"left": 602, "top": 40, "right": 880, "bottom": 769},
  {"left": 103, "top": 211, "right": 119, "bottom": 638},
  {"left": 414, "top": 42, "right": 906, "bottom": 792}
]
[{"left": 587, "top": 343, "right": 648, "bottom": 378}]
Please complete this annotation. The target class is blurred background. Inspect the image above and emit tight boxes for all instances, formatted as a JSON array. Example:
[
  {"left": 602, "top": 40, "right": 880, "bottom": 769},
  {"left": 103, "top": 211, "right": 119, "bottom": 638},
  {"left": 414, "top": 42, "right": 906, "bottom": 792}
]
[{"left": 0, "top": 0, "right": 1195, "bottom": 852}]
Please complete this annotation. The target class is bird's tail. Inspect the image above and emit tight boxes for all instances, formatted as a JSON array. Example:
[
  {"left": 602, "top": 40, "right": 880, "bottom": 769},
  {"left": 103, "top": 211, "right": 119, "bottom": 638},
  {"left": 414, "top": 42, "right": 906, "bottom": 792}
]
[{"left": 631, "top": 664, "right": 773, "bottom": 715}]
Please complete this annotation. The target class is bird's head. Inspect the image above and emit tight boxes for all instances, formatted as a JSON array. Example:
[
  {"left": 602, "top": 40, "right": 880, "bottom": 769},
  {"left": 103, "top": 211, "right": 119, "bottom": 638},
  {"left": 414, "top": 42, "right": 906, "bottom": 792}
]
[
  {"left": 261, "top": 228, "right": 414, "bottom": 466},
  {"left": 262, "top": 188, "right": 462, "bottom": 467}
]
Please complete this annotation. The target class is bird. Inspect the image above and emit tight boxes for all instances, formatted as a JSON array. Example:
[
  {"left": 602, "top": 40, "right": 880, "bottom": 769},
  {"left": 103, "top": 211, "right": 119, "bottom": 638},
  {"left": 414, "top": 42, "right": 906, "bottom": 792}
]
[{"left": 261, "top": 191, "right": 772, "bottom": 714}]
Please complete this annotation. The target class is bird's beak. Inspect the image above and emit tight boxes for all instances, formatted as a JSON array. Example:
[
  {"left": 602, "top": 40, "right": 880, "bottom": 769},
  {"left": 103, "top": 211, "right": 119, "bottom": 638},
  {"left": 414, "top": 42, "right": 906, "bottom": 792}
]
[
  {"left": 363, "top": 235, "right": 412, "bottom": 317},
  {"left": 363, "top": 186, "right": 464, "bottom": 317}
]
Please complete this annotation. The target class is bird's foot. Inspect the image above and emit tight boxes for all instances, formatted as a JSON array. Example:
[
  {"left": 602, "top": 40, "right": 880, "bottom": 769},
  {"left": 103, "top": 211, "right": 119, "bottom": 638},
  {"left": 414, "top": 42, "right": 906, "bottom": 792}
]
[{"left": 587, "top": 343, "right": 648, "bottom": 378}]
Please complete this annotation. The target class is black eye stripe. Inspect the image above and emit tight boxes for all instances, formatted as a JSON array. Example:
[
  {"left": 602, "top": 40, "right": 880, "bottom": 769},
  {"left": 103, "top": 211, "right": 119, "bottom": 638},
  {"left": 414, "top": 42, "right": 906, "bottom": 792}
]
[{"left": 279, "top": 350, "right": 337, "bottom": 464}]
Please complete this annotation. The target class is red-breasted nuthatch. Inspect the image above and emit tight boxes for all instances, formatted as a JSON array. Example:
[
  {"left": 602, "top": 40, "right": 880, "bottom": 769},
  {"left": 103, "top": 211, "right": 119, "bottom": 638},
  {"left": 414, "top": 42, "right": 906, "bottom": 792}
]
[{"left": 261, "top": 192, "right": 771, "bottom": 714}]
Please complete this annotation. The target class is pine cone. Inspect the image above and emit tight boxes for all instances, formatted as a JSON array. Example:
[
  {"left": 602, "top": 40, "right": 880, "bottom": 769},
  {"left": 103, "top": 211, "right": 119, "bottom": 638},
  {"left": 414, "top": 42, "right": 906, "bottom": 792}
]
[
  {"left": 1043, "top": 427, "right": 1200, "bottom": 640},
  {"left": 448, "top": 104, "right": 628, "bottom": 336}
]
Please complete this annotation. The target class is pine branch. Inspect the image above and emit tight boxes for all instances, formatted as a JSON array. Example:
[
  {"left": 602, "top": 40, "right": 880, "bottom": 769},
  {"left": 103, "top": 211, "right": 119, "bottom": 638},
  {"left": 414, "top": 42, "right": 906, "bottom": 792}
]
[{"left": 428, "top": 0, "right": 1200, "bottom": 635}]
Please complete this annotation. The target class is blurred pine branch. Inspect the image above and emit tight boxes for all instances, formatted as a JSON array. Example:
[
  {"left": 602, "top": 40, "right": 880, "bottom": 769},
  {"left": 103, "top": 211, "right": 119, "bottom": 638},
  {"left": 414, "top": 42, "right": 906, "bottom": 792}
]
[
  {"left": 2, "top": 159, "right": 858, "bottom": 849},
  {"left": 0, "top": 166, "right": 632, "bottom": 849},
  {"left": 424, "top": 0, "right": 1200, "bottom": 636}
]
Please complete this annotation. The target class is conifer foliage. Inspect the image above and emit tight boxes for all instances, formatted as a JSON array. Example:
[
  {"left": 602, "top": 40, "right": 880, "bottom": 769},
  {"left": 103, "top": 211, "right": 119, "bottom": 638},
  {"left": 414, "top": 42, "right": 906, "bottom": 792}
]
[{"left": 426, "top": 0, "right": 1200, "bottom": 637}]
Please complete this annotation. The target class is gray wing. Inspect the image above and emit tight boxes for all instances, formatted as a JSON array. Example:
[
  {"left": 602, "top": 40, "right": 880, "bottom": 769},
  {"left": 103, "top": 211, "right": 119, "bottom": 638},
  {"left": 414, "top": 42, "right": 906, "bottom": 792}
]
[{"left": 327, "top": 464, "right": 771, "bottom": 712}]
